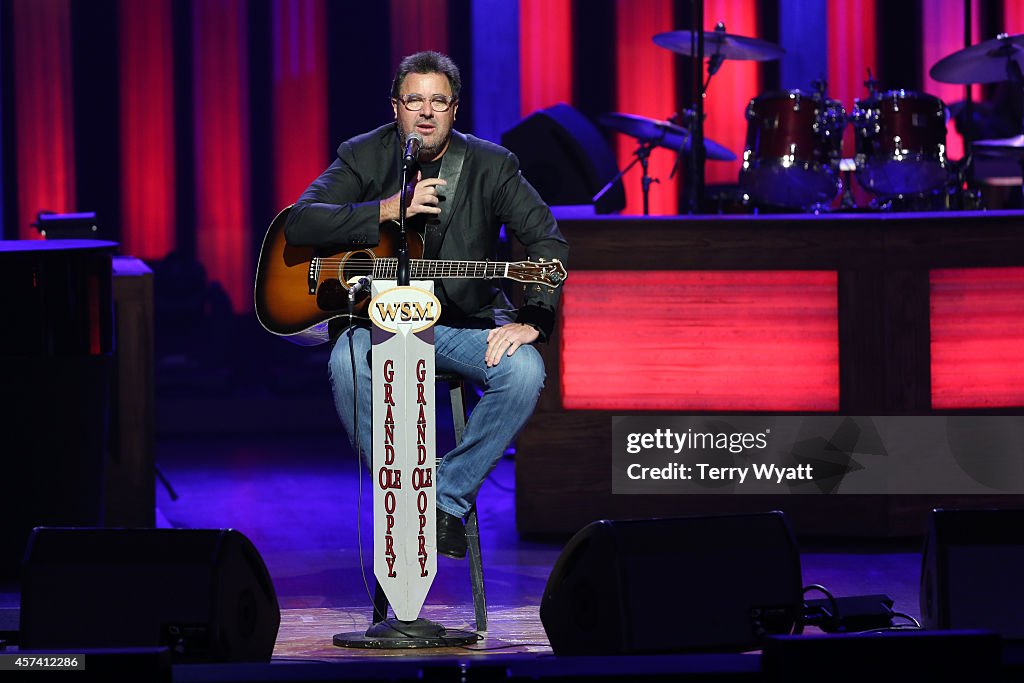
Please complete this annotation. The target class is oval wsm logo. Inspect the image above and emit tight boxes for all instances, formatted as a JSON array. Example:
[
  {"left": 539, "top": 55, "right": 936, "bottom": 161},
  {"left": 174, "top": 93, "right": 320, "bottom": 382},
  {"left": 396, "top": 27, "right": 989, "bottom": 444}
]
[{"left": 369, "top": 286, "right": 441, "bottom": 333}]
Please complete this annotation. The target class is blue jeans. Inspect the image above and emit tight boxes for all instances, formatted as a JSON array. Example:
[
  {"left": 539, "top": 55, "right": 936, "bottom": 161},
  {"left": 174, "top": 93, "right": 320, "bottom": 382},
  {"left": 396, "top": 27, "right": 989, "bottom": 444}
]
[{"left": 328, "top": 324, "right": 546, "bottom": 518}]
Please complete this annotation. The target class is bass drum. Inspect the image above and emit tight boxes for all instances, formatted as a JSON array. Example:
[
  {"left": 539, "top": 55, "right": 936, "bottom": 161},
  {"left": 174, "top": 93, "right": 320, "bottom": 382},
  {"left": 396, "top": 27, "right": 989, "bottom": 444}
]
[
  {"left": 739, "top": 90, "right": 845, "bottom": 210},
  {"left": 852, "top": 90, "right": 949, "bottom": 197}
]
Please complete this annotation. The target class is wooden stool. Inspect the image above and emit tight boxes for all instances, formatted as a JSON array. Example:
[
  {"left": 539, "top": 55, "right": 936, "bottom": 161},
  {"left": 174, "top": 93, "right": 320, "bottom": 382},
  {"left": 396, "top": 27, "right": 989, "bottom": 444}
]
[{"left": 371, "top": 372, "right": 488, "bottom": 631}]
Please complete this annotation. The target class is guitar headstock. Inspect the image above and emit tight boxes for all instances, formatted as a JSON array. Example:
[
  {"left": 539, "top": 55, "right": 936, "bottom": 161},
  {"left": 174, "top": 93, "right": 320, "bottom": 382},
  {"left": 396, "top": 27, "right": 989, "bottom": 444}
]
[{"left": 507, "top": 258, "right": 567, "bottom": 288}]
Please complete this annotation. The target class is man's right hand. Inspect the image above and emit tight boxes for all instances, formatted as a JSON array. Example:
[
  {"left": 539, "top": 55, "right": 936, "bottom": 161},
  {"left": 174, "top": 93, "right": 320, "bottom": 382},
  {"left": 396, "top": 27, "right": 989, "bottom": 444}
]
[{"left": 379, "top": 172, "right": 448, "bottom": 223}]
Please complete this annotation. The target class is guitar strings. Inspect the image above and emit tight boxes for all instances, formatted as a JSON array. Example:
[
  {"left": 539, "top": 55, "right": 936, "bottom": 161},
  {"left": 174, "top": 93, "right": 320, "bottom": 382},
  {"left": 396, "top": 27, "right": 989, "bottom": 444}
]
[{"left": 311, "top": 257, "right": 561, "bottom": 275}]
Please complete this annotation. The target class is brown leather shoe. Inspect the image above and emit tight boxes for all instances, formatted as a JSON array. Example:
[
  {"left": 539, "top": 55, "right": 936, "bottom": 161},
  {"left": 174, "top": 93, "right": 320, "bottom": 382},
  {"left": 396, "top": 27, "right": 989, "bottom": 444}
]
[{"left": 436, "top": 509, "right": 467, "bottom": 559}]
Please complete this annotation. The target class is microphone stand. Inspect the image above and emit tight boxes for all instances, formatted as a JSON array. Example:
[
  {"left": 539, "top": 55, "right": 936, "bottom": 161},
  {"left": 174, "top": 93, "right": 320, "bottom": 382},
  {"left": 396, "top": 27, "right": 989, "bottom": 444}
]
[
  {"left": 334, "top": 140, "right": 479, "bottom": 650},
  {"left": 397, "top": 153, "right": 414, "bottom": 287}
]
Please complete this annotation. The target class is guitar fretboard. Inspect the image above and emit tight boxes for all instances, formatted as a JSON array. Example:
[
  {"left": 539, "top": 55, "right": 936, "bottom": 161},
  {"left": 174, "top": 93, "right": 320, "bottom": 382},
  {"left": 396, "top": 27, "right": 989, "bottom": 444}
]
[{"left": 372, "top": 258, "right": 508, "bottom": 280}]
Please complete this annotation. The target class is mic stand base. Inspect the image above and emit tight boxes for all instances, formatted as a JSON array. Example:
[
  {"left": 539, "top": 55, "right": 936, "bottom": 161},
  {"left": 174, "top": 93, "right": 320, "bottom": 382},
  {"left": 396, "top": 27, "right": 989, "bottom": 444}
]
[{"left": 334, "top": 618, "right": 480, "bottom": 649}]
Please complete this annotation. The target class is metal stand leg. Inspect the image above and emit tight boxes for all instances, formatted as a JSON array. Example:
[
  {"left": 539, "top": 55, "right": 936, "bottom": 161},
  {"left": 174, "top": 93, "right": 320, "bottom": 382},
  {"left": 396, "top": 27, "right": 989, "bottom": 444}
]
[
  {"left": 447, "top": 376, "right": 488, "bottom": 632},
  {"left": 465, "top": 507, "right": 487, "bottom": 631},
  {"left": 371, "top": 580, "right": 389, "bottom": 624}
]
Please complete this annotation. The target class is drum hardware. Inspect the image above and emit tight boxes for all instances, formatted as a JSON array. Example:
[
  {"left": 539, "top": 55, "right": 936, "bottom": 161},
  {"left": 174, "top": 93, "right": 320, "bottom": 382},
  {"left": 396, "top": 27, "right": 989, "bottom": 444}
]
[
  {"left": 596, "top": 112, "right": 735, "bottom": 215},
  {"left": 973, "top": 134, "right": 1024, "bottom": 159},
  {"left": 931, "top": 33, "right": 1024, "bottom": 204},
  {"left": 852, "top": 88, "right": 950, "bottom": 197},
  {"left": 652, "top": 24, "right": 787, "bottom": 62},
  {"left": 653, "top": 22, "right": 785, "bottom": 213},
  {"left": 738, "top": 83, "right": 846, "bottom": 212},
  {"left": 838, "top": 159, "right": 858, "bottom": 210},
  {"left": 972, "top": 136, "right": 1024, "bottom": 209},
  {"left": 929, "top": 33, "right": 1024, "bottom": 85}
]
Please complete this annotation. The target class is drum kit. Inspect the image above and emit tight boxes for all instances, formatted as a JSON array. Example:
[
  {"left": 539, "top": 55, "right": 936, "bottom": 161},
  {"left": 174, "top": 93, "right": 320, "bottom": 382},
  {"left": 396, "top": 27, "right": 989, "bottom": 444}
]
[{"left": 597, "top": 26, "right": 1024, "bottom": 213}]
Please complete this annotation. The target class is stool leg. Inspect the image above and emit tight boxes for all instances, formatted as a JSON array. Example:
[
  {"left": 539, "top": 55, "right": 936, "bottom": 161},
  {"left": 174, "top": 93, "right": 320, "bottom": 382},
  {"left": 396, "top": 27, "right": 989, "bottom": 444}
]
[
  {"left": 448, "top": 381, "right": 466, "bottom": 445},
  {"left": 465, "top": 506, "right": 487, "bottom": 631},
  {"left": 448, "top": 379, "right": 487, "bottom": 631}
]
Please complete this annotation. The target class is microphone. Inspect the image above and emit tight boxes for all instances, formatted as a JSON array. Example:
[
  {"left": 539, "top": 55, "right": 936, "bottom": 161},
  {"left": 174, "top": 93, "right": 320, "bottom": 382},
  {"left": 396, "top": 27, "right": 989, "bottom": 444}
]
[
  {"left": 403, "top": 132, "right": 423, "bottom": 166},
  {"left": 347, "top": 276, "right": 372, "bottom": 302}
]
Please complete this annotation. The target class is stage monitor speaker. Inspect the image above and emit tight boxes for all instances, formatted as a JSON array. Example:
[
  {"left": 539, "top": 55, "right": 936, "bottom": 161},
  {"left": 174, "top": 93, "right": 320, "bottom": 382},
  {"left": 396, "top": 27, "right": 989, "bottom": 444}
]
[
  {"left": 539, "top": 511, "right": 803, "bottom": 655},
  {"left": 501, "top": 103, "right": 625, "bottom": 214},
  {"left": 20, "top": 527, "right": 280, "bottom": 663},
  {"left": 921, "top": 508, "right": 1024, "bottom": 639}
]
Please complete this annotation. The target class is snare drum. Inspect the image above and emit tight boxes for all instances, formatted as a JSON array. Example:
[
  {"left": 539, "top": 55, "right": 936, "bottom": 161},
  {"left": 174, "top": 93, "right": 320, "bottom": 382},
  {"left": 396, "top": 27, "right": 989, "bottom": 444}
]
[
  {"left": 852, "top": 90, "right": 948, "bottom": 197},
  {"left": 739, "top": 90, "right": 845, "bottom": 210}
]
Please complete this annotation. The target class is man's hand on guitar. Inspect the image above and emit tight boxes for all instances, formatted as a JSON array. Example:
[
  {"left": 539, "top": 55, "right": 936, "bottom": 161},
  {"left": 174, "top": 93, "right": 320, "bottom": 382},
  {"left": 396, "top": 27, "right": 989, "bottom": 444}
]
[
  {"left": 485, "top": 323, "right": 540, "bottom": 368},
  {"left": 379, "top": 172, "right": 448, "bottom": 223}
]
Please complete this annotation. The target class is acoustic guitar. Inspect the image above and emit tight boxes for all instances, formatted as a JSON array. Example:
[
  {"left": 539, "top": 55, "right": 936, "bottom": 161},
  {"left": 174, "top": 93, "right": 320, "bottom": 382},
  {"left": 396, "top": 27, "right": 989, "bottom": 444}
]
[{"left": 254, "top": 206, "right": 567, "bottom": 345}]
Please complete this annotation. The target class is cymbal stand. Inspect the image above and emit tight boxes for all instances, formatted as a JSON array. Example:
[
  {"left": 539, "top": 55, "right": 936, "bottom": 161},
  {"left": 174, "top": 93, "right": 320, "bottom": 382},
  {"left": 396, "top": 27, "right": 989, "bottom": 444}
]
[
  {"left": 685, "top": 1, "right": 707, "bottom": 213},
  {"left": 962, "top": 1, "right": 974, "bottom": 189},
  {"left": 594, "top": 138, "right": 660, "bottom": 215}
]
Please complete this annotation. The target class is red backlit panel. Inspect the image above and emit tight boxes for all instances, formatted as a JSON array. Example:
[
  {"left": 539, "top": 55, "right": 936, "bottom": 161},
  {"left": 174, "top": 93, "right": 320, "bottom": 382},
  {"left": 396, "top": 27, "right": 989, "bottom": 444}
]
[
  {"left": 519, "top": 0, "right": 572, "bottom": 118},
  {"left": 931, "top": 267, "right": 1024, "bottom": 409},
  {"left": 560, "top": 271, "right": 839, "bottom": 411}
]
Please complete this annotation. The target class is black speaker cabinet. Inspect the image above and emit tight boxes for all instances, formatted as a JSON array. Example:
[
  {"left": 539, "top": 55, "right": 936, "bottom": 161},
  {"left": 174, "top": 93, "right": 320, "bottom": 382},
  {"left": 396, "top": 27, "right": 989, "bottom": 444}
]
[
  {"left": 540, "top": 511, "right": 803, "bottom": 655},
  {"left": 501, "top": 103, "right": 625, "bottom": 213},
  {"left": 921, "top": 508, "right": 1024, "bottom": 639},
  {"left": 20, "top": 527, "right": 280, "bottom": 662}
]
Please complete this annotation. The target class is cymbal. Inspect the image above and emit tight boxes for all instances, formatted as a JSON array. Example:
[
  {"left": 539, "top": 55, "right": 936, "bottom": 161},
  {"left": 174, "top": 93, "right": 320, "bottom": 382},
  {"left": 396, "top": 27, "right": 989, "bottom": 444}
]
[
  {"left": 653, "top": 30, "right": 785, "bottom": 61},
  {"left": 930, "top": 33, "right": 1024, "bottom": 84},
  {"left": 598, "top": 113, "right": 737, "bottom": 161},
  {"left": 973, "top": 134, "right": 1024, "bottom": 159}
]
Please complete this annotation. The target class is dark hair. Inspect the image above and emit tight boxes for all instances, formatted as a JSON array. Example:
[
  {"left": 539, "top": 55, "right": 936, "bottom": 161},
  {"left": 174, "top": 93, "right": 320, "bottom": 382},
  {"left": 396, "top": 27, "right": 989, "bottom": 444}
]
[{"left": 390, "top": 51, "right": 461, "bottom": 100}]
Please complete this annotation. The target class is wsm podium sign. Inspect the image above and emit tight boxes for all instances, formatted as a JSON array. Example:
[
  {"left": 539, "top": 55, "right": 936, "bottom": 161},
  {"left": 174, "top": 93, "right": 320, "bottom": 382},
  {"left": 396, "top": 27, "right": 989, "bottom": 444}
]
[{"left": 369, "top": 282, "right": 440, "bottom": 621}]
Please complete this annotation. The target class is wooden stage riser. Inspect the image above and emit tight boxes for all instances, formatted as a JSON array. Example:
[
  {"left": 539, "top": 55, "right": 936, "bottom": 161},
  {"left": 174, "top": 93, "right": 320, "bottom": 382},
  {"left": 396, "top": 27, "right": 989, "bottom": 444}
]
[{"left": 515, "top": 211, "right": 1024, "bottom": 537}]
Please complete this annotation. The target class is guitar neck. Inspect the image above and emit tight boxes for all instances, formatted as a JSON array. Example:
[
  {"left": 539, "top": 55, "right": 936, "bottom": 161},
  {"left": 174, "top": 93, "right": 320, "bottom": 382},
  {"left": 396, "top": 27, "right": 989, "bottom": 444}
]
[{"left": 372, "top": 258, "right": 508, "bottom": 280}]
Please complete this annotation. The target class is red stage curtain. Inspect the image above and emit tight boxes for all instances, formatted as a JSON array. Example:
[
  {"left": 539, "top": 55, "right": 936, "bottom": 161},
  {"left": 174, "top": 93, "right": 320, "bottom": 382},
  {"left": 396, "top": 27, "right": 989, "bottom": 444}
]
[
  {"left": 519, "top": 0, "right": 573, "bottom": 118},
  {"left": 389, "top": 0, "right": 449, "bottom": 72},
  {"left": 931, "top": 267, "right": 1024, "bottom": 409},
  {"left": 560, "top": 271, "right": 839, "bottom": 411},
  {"left": 702, "top": 0, "right": 760, "bottom": 186},
  {"left": 119, "top": 0, "right": 176, "bottom": 259},
  {"left": 614, "top": 0, "right": 677, "bottom": 215},
  {"left": 192, "top": 0, "right": 252, "bottom": 313},
  {"left": 827, "top": 0, "right": 876, "bottom": 158},
  {"left": 1006, "top": 3, "right": 1024, "bottom": 33},
  {"left": 922, "top": 0, "right": 980, "bottom": 162},
  {"left": 12, "top": 0, "right": 76, "bottom": 240},
  {"left": 272, "top": 0, "right": 328, "bottom": 212}
]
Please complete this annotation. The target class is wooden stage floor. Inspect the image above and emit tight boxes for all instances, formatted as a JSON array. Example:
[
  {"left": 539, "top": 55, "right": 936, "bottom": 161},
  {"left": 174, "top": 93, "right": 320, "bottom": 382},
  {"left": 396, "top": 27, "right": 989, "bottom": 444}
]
[
  {"left": 148, "top": 433, "right": 922, "bottom": 663},
  {"left": 0, "top": 431, "right": 930, "bottom": 680}
]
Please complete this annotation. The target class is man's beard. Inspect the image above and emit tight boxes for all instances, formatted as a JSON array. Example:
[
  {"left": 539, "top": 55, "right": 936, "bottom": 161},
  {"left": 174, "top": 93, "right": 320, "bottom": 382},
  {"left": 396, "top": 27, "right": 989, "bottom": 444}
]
[
  {"left": 417, "top": 139, "right": 444, "bottom": 160},
  {"left": 398, "top": 122, "right": 448, "bottom": 161}
]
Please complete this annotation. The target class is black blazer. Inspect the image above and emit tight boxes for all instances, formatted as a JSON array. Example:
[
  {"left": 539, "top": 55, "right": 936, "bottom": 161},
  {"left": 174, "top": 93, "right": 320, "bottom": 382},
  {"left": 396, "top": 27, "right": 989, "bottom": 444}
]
[{"left": 284, "top": 123, "right": 568, "bottom": 338}]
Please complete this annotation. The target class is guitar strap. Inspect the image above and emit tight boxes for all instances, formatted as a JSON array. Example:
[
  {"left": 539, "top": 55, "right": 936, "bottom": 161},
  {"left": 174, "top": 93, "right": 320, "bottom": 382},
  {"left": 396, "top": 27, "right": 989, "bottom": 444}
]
[{"left": 424, "top": 130, "right": 467, "bottom": 260}]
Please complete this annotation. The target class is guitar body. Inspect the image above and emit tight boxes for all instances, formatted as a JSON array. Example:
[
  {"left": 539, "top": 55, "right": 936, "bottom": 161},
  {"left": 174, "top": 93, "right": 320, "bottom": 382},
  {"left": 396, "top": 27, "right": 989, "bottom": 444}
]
[{"left": 254, "top": 206, "right": 424, "bottom": 345}]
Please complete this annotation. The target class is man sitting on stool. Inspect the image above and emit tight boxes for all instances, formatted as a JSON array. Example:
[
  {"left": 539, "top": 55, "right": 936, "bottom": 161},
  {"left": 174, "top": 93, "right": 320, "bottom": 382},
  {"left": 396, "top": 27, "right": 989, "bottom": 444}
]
[{"left": 284, "top": 51, "right": 568, "bottom": 558}]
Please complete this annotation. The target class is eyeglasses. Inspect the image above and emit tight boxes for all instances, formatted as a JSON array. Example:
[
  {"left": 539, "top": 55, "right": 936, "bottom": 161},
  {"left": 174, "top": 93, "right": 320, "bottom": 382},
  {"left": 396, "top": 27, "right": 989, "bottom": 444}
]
[{"left": 397, "top": 94, "right": 456, "bottom": 112}]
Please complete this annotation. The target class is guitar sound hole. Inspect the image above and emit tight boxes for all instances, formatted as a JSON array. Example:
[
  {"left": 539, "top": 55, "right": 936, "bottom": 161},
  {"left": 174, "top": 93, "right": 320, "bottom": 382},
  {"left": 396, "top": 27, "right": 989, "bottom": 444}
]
[{"left": 341, "top": 253, "right": 373, "bottom": 284}]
